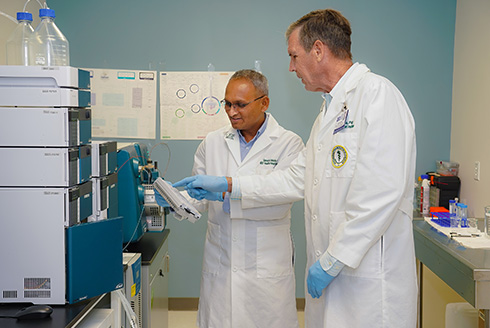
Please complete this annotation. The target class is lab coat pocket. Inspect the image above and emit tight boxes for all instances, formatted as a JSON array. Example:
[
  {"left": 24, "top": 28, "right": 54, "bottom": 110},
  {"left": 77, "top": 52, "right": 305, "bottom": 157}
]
[
  {"left": 255, "top": 165, "right": 273, "bottom": 175},
  {"left": 202, "top": 221, "right": 221, "bottom": 275},
  {"left": 325, "top": 132, "right": 357, "bottom": 178},
  {"left": 342, "top": 237, "right": 383, "bottom": 279},
  {"left": 256, "top": 225, "right": 293, "bottom": 278},
  {"left": 329, "top": 211, "right": 381, "bottom": 278}
]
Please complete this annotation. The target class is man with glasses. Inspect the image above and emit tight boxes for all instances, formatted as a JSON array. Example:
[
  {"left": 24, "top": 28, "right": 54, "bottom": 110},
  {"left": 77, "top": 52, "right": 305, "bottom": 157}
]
[
  {"left": 160, "top": 69, "right": 304, "bottom": 327},
  {"left": 175, "top": 9, "right": 417, "bottom": 328}
]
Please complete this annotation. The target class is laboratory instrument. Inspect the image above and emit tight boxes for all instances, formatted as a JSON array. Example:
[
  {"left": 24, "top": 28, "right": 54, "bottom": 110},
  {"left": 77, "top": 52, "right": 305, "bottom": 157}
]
[
  {"left": 117, "top": 143, "right": 164, "bottom": 243},
  {"left": 65, "top": 218, "right": 123, "bottom": 304},
  {"left": 143, "top": 183, "right": 166, "bottom": 232},
  {"left": 89, "top": 173, "right": 118, "bottom": 222},
  {"left": 0, "top": 65, "right": 122, "bottom": 305},
  {"left": 122, "top": 253, "right": 142, "bottom": 327},
  {"left": 0, "top": 107, "right": 91, "bottom": 147},
  {"left": 0, "top": 186, "right": 122, "bottom": 304},
  {"left": 91, "top": 141, "right": 117, "bottom": 177},
  {"left": 0, "top": 146, "right": 91, "bottom": 187},
  {"left": 0, "top": 65, "right": 90, "bottom": 107},
  {"left": 153, "top": 177, "right": 201, "bottom": 223}
]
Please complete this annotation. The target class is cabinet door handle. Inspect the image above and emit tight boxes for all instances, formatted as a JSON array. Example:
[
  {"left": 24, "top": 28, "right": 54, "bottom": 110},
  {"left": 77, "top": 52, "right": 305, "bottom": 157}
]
[{"left": 165, "top": 253, "right": 170, "bottom": 273}]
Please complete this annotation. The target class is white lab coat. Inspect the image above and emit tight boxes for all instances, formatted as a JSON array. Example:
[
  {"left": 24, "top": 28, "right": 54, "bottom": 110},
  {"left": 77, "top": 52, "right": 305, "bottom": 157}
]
[
  {"left": 190, "top": 113, "right": 305, "bottom": 328},
  {"left": 235, "top": 63, "right": 417, "bottom": 328}
]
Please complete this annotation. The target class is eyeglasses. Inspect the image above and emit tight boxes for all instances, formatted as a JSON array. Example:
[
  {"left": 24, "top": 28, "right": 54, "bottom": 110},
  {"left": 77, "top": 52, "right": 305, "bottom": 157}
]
[{"left": 220, "top": 95, "right": 266, "bottom": 110}]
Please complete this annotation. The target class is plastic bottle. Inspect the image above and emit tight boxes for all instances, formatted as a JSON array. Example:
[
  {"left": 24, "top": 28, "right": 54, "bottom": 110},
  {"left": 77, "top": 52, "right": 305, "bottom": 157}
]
[
  {"left": 459, "top": 204, "right": 468, "bottom": 228},
  {"left": 449, "top": 199, "right": 457, "bottom": 227},
  {"left": 6, "top": 12, "right": 34, "bottom": 65},
  {"left": 414, "top": 177, "right": 422, "bottom": 215},
  {"left": 456, "top": 203, "right": 462, "bottom": 228},
  {"left": 29, "top": 8, "right": 69, "bottom": 66},
  {"left": 420, "top": 174, "right": 430, "bottom": 217}
]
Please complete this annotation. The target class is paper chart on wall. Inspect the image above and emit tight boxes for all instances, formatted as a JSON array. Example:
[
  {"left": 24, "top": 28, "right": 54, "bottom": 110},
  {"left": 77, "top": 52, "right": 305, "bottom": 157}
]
[
  {"left": 84, "top": 68, "right": 157, "bottom": 139},
  {"left": 160, "top": 71, "right": 232, "bottom": 140}
]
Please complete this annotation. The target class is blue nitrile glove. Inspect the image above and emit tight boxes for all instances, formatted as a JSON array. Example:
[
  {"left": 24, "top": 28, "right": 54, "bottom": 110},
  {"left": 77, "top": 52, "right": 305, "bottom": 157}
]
[
  {"left": 186, "top": 188, "right": 223, "bottom": 202},
  {"left": 185, "top": 188, "right": 207, "bottom": 200},
  {"left": 307, "top": 260, "right": 336, "bottom": 298},
  {"left": 202, "top": 191, "right": 224, "bottom": 202},
  {"left": 153, "top": 189, "right": 170, "bottom": 207},
  {"left": 173, "top": 175, "right": 228, "bottom": 193}
]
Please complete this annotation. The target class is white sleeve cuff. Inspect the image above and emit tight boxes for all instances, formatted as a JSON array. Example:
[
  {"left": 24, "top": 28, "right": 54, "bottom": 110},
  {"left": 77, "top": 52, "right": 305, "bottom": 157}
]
[
  {"left": 319, "top": 251, "right": 345, "bottom": 277},
  {"left": 230, "top": 177, "right": 241, "bottom": 200}
]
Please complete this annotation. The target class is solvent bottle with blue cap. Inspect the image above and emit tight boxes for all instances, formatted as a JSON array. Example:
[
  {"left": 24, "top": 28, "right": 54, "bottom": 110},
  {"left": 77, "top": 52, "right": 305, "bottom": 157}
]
[
  {"left": 420, "top": 174, "right": 430, "bottom": 217},
  {"left": 29, "top": 8, "right": 69, "bottom": 66},
  {"left": 6, "top": 12, "right": 34, "bottom": 65},
  {"left": 459, "top": 204, "right": 468, "bottom": 228}
]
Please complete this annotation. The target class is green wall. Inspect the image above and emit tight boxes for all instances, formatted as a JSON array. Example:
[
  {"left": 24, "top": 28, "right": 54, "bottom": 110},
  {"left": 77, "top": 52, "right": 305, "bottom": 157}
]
[{"left": 39, "top": 0, "right": 456, "bottom": 298}]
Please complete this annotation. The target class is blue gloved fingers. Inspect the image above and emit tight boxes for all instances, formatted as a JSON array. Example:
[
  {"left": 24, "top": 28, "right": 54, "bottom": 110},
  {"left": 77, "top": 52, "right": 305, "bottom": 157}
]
[
  {"left": 307, "top": 260, "right": 336, "bottom": 299},
  {"left": 173, "top": 175, "right": 228, "bottom": 192},
  {"left": 186, "top": 188, "right": 223, "bottom": 202},
  {"left": 185, "top": 188, "right": 206, "bottom": 200},
  {"left": 307, "top": 274, "right": 316, "bottom": 298},
  {"left": 153, "top": 188, "right": 170, "bottom": 207},
  {"left": 306, "top": 273, "right": 322, "bottom": 298},
  {"left": 172, "top": 176, "right": 197, "bottom": 189}
]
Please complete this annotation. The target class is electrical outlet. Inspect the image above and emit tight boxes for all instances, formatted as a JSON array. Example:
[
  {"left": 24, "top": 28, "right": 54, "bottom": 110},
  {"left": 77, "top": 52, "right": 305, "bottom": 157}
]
[{"left": 474, "top": 161, "right": 481, "bottom": 181}]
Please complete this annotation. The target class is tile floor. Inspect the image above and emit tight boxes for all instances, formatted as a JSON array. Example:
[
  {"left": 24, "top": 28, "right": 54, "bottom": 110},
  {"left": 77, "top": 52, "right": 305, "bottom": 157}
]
[{"left": 169, "top": 311, "right": 305, "bottom": 327}]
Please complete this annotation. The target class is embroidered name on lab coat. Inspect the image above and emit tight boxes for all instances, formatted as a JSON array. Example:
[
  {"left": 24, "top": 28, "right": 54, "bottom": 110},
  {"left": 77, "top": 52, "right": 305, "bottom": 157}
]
[
  {"left": 331, "top": 145, "right": 348, "bottom": 168},
  {"left": 225, "top": 132, "right": 235, "bottom": 140},
  {"left": 260, "top": 159, "right": 278, "bottom": 166}
]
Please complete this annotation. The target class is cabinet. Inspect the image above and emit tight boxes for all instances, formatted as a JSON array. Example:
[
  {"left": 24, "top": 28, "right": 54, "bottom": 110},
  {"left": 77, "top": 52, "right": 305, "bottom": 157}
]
[{"left": 127, "top": 229, "right": 170, "bottom": 328}]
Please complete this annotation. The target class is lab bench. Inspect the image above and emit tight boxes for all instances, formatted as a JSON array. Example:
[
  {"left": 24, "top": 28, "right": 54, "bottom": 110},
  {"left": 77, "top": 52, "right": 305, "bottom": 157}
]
[
  {"left": 0, "top": 293, "right": 110, "bottom": 328},
  {"left": 414, "top": 219, "right": 490, "bottom": 327}
]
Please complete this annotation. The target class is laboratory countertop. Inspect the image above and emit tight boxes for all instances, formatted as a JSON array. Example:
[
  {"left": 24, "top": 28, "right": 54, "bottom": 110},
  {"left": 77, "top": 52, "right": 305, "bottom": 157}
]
[
  {"left": 0, "top": 293, "right": 108, "bottom": 328},
  {"left": 125, "top": 229, "right": 170, "bottom": 264},
  {"left": 413, "top": 219, "right": 490, "bottom": 309}
]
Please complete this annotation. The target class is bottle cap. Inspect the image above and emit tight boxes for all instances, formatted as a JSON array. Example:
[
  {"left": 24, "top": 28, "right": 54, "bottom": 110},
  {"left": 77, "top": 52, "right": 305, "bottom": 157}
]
[
  {"left": 461, "top": 204, "right": 468, "bottom": 208},
  {"left": 39, "top": 8, "right": 55, "bottom": 18},
  {"left": 449, "top": 199, "right": 456, "bottom": 204},
  {"left": 421, "top": 174, "right": 429, "bottom": 179},
  {"left": 17, "top": 12, "right": 33, "bottom": 21}
]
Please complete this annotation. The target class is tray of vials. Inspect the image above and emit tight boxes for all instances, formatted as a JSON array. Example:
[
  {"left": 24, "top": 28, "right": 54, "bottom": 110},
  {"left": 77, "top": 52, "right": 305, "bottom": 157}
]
[{"left": 430, "top": 212, "right": 451, "bottom": 227}]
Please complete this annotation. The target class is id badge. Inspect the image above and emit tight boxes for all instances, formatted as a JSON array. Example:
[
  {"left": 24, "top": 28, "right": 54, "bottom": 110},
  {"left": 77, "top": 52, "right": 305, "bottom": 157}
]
[{"left": 333, "top": 105, "right": 349, "bottom": 134}]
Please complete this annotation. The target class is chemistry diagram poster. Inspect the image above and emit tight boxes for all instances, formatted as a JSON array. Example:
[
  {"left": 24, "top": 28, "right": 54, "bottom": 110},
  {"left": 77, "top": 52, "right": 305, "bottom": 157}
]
[
  {"left": 160, "top": 71, "right": 232, "bottom": 140},
  {"left": 84, "top": 68, "right": 157, "bottom": 139}
]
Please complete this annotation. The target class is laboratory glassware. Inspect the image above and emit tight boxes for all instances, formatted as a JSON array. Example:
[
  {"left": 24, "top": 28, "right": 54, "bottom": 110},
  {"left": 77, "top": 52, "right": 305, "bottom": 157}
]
[
  {"left": 29, "top": 8, "right": 69, "bottom": 66},
  {"left": 6, "top": 12, "right": 34, "bottom": 65}
]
